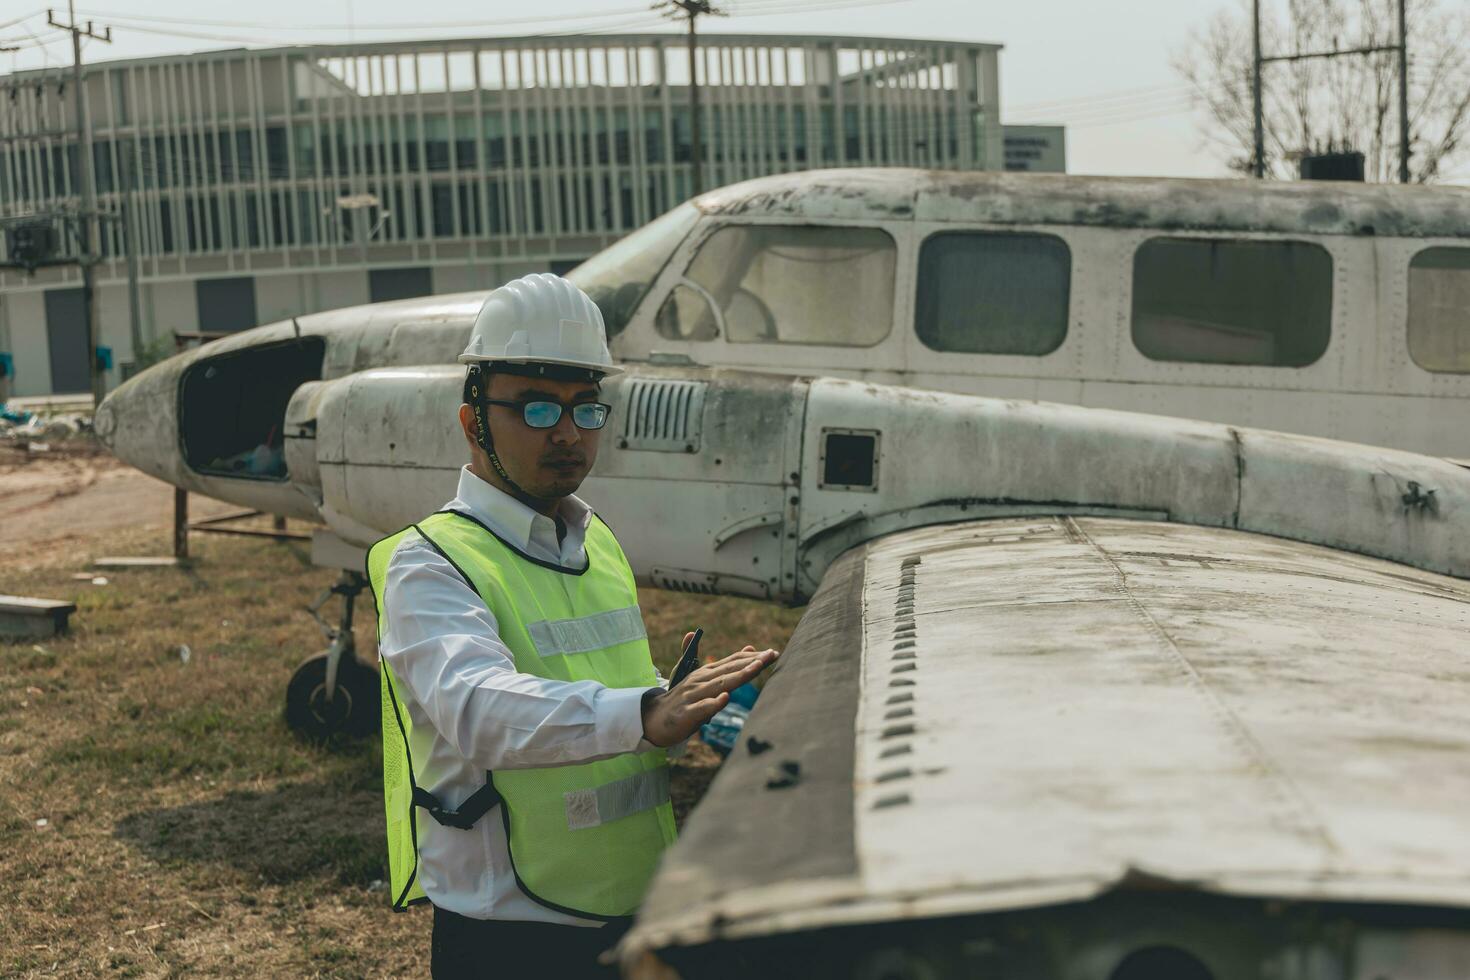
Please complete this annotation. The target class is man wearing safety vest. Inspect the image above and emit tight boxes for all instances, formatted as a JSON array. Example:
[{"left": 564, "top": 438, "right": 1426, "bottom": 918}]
[{"left": 367, "top": 273, "right": 779, "bottom": 978}]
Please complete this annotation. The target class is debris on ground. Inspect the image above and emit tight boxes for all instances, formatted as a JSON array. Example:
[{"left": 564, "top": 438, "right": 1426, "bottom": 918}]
[
  {"left": 0, "top": 403, "right": 35, "bottom": 425},
  {"left": 94, "top": 556, "right": 187, "bottom": 569},
  {"left": 0, "top": 412, "right": 93, "bottom": 447}
]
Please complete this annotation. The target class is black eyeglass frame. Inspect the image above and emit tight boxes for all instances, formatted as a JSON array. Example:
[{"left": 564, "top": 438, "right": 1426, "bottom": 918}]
[{"left": 482, "top": 397, "right": 614, "bottom": 430}]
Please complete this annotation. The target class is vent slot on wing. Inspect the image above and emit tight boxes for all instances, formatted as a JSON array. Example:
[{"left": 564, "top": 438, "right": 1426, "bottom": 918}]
[{"left": 619, "top": 379, "right": 708, "bottom": 453}]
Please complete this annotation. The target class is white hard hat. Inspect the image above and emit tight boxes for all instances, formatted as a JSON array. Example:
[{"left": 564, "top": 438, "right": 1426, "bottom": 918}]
[{"left": 459, "top": 273, "right": 622, "bottom": 376}]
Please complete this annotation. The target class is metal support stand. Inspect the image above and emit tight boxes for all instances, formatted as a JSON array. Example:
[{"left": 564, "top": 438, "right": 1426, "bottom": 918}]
[
  {"left": 173, "top": 487, "right": 189, "bottom": 559},
  {"left": 305, "top": 571, "right": 367, "bottom": 704},
  {"left": 285, "top": 571, "right": 379, "bottom": 740}
]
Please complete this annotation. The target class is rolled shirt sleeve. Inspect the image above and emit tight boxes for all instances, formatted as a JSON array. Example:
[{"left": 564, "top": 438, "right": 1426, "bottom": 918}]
[{"left": 380, "top": 535, "right": 655, "bottom": 772}]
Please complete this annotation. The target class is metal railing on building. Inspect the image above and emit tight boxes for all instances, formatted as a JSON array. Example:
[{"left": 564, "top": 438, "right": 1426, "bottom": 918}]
[{"left": 0, "top": 33, "right": 1002, "bottom": 280}]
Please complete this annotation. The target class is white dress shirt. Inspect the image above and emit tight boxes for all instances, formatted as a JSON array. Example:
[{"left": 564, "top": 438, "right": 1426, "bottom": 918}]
[{"left": 377, "top": 466, "right": 660, "bottom": 927}]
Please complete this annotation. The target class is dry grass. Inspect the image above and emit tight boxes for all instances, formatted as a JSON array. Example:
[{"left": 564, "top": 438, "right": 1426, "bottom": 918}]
[{"left": 0, "top": 525, "right": 803, "bottom": 978}]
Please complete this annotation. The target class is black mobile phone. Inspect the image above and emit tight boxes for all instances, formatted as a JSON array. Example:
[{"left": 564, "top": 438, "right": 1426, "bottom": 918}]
[{"left": 669, "top": 628, "right": 704, "bottom": 689}]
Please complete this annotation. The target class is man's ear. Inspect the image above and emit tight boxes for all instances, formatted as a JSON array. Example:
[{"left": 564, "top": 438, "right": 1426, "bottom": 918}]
[{"left": 458, "top": 403, "right": 480, "bottom": 451}]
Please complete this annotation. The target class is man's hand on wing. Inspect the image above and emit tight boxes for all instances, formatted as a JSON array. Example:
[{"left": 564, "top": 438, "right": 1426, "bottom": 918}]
[{"left": 640, "top": 636, "right": 778, "bottom": 748}]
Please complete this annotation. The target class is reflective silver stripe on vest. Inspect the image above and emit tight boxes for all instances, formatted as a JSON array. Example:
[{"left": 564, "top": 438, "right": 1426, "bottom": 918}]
[
  {"left": 564, "top": 767, "right": 671, "bottom": 831},
  {"left": 526, "top": 606, "right": 647, "bottom": 658}
]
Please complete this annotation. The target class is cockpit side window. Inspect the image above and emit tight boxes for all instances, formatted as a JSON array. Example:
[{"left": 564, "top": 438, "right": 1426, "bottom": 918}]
[
  {"left": 1131, "top": 237, "right": 1332, "bottom": 368},
  {"left": 567, "top": 203, "right": 700, "bottom": 337},
  {"left": 656, "top": 224, "right": 896, "bottom": 347},
  {"left": 1407, "top": 246, "right": 1470, "bottom": 374}
]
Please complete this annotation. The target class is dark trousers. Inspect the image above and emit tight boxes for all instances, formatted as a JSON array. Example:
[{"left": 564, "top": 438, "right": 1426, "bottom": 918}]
[{"left": 431, "top": 905, "right": 630, "bottom": 980}]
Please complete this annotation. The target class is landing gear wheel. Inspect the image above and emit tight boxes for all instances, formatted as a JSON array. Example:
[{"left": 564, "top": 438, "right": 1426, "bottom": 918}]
[
  {"left": 285, "top": 571, "right": 378, "bottom": 741},
  {"left": 285, "top": 650, "right": 380, "bottom": 740}
]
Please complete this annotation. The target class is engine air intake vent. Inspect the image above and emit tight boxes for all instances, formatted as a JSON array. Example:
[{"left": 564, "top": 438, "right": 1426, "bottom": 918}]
[
  {"left": 619, "top": 379, "right": 708, "bottom": 453},
  {"left": 650, "top": 567, "right": 718, "bottom": 594}
]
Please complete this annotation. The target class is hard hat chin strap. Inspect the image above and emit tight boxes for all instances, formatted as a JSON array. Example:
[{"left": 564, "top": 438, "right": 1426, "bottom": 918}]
[{"left": 467, "top": 365, "right": 552, "bottom": 509}]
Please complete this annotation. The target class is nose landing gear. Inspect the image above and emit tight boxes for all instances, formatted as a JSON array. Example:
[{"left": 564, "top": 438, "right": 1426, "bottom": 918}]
[{"left": 285, "top": 572, "right": 380, "bottom": 740}]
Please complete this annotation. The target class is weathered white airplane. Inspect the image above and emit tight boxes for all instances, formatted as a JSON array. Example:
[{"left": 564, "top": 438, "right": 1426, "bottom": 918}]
[
  {"left": 591, "top": 168, "right": 1470, "bottom": 465},
  {"left": 95, "top": 170, "right": 1470, "bottom": 977}
]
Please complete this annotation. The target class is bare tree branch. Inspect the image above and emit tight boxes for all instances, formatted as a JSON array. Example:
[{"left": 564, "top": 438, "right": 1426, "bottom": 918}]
[{"left": 1175, "top": 0, "right": 1470, "bottom": 181}]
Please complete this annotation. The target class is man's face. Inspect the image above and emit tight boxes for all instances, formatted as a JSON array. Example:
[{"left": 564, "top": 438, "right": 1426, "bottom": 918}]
[{"left": 473, "top": 372, "right": 603, "bottom": 500}]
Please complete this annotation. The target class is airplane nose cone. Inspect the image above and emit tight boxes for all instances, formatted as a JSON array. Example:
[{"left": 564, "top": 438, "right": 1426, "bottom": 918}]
[
  {"left": 94, "top": 394, "right": 118, "bottom": 450},
  {"left": 99, "top": 358, "right": 184, "bottom": 484}
]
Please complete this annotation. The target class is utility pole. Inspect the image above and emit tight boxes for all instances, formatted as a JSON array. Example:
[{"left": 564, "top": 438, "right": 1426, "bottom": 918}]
[
  {"left": 1397, "top": 0, "right": 1410, "bottom": 183},
  {"left": 1252, "top": 0, "right": 1265, "bottom": 178},
  {"left": 1250, "top": 0, "right": 1410, "bottom": 182},
  {"left": 47, "top": 3, "right": 112, "bottom": 408},
  {"left": 659, "top": 0, "right": 724, "bottom": 197}
]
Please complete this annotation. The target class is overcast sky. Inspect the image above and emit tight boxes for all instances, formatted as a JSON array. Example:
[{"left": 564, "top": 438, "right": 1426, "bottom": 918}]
[{"left": 2, "top": 0, "right": 1463, "bottom": 181}]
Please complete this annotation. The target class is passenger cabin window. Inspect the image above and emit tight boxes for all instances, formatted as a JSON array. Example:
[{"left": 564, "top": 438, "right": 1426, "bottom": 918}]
[
  {"left": 656, "top": 225, "right": 896, "bottom": 346},
  {"left": 916, "top": 231, "right": 1070, "bottom": 355},
  {"left": 1131, "top": 238, "right": 1332, "bottom": 367},
  {"left": 1407, "top": 247, "right": 1470, "bottom": 373}
]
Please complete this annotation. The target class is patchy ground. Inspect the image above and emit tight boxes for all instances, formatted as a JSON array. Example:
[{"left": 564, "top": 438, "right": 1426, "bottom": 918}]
[
  {"left": 0, "top": 455, "right": 803, "bottom": 978},
  {"left": 0, "top": 446, "right": 236, "bottom": 555}
]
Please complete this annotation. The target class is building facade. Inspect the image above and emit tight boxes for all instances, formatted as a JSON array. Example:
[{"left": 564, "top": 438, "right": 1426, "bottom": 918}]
[{"left": 0, "top": 33, "right": 1002, "bottom": 397}]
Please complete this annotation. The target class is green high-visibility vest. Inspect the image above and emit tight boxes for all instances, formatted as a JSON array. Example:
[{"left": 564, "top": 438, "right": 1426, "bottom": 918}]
[{"left": 367, "top": 509, "right": 676, "bottom": 919}]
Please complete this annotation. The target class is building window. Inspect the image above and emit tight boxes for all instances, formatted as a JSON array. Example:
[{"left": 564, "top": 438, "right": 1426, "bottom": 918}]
[
  {"left": 1131, "top": 238, "right": 1332, "bottom": 367},
  {"left": 196, "top": 277, "right": 258, "bottom": 334},
  {"left": 916, "top": 231, "right": 1070, "bottom": 356},
  {"left": 656, "top": 224, "right": 896, "bottom": 347},
  {"left": 1407, "top": 247, "right": 1470, "bottom": 374},
  {"left": 369, "top": 267, "right": 433, "bottom": 304}
]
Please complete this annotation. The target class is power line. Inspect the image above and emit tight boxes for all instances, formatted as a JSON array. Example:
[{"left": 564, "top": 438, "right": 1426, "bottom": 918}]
[
  {"left": 1064, "top": 100, "right": 1198, "bottom": 129},
  {"left": 719, "top": 0, "right": 911, "bottom": 16},
  {"left": 73, "top": 5, "right": 658, "bottom": 32},
  {"left": 12, "top": 18, "right": 60, "bottom": 66},
  {"left": 0, "top": 10, "right": 45, "bottom": 33},
  {"left": 0, "top": 32, "right": 63, "bottom": 49},
  {"left": 6, "top": 0, "right": 917, "bottom": 52},
  {"left": 1008, "top": 83, "right": 1187, "bottom": 115},
  {"left": 734, "top": 0, "right": 913, "bottom": 16},
  {"left": 67, "top": 0, "right": 908, "bottom": 41},
  {"left": 1014, "top": 94, "right": 1198, "bottom": 126}
]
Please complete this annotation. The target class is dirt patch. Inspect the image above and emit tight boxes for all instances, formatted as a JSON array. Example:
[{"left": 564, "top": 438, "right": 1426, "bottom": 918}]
[
  {"left": 0, "top": 450, "right": 238, "bottom": 565},
  {"left": 0, "top": 520, "right": 801, "bottom": 977}
]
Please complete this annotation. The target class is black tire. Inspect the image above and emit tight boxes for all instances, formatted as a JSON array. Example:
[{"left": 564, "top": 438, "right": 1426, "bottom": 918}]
[{"left": 285, "top": 651, "right": 381, "bottom": 740}]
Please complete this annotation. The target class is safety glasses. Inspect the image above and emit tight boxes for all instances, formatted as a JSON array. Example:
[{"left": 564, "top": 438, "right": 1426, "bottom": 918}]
[{"left": 484, "top": 398, "right": 612, "bottom": 430}]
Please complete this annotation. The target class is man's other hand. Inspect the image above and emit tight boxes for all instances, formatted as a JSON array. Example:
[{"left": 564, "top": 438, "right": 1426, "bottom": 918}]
[{"left": 640, "top": 640, "right": 778, "bottom": 748}]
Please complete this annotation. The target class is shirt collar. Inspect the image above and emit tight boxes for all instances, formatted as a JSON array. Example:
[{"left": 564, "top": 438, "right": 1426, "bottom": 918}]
[{"left": 453, "top": 466, "right": 593, "bottom": 553}]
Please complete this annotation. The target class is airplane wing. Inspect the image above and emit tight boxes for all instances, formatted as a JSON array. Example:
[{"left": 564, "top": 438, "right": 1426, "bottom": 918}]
[{"left": 620, "top": 515, "right": 1470, "bottom": 979}]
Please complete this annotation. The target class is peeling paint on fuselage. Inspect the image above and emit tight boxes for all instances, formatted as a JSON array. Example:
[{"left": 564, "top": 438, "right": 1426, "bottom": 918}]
[{"left": 694, "top": 168, "right": 1470, "bottom": 238}]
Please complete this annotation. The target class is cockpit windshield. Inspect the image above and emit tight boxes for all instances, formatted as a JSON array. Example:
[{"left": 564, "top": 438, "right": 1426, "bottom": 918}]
[{"left": 568, "top": 203, "right": 701, "bottom": 337}]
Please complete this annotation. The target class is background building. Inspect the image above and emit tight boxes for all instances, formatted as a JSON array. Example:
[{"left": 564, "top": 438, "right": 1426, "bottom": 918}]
[{"left": 0, "top": 33, "right": 1002, "bottom": 397}]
